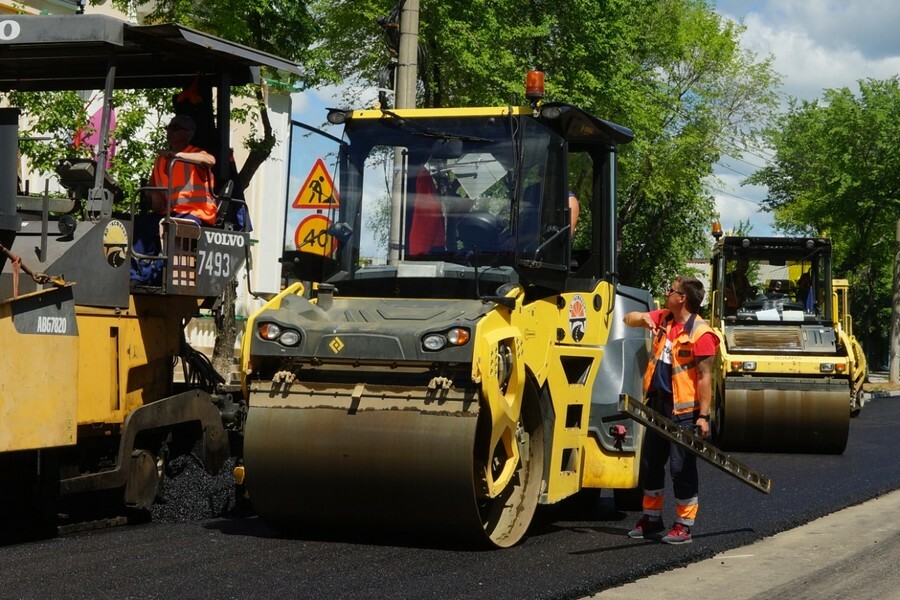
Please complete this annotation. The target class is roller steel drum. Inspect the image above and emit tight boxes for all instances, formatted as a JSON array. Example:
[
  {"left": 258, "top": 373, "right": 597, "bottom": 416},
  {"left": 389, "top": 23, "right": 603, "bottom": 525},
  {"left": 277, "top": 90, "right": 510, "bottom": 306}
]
[
  {"left": 716, "top": 377, "right": 850, "bottom": 454},
  {"left": 243, "top": 381, "right": 543, "bottom": 548}
]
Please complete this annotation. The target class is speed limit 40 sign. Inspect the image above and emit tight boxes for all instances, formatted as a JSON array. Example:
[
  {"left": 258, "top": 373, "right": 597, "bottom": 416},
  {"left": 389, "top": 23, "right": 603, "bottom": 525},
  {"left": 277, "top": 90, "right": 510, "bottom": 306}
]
[{"left": 294, "top": 214, "right": 336, "bottom": 256}]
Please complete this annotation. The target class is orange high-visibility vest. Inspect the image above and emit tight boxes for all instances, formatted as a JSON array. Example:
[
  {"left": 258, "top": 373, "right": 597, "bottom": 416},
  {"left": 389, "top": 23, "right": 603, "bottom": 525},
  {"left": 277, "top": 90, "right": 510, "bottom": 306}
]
[
  {"left": 151, "top": 144, "right": 217, "bottom": 224},
  {"left": 643, "top": 312, "right": 714, "bottom": 415}
]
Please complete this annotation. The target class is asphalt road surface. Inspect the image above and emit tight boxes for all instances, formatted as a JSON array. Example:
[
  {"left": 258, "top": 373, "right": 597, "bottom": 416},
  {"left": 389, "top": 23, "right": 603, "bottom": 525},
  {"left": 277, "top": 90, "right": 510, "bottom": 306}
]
[{"left": 2, "top": 394, "right": 899, "bottom": 600}]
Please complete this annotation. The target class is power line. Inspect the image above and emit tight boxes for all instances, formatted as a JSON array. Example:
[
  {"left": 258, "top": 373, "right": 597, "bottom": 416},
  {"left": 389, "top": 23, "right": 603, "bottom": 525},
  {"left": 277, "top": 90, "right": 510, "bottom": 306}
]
[
  {"left": 708, "top": 185, "right": 766, "bottom": 206},
  {"left": 722, "top": 152, "right": 770, "bottom": 171},
  {"left": 715, "top": 162, "right": 753, "bottom": 178}
]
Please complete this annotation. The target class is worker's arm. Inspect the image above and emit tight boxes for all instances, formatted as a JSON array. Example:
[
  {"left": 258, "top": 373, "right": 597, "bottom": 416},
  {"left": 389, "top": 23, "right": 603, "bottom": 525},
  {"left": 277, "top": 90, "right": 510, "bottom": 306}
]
[
  {"left": 568, "top": 193, "right": 579, "bottom": 234},
  {"left": 624, "top": 311, "right": 659, "bottom": 334},
  {"left": 695, "top": 354, "right": 713, "bottom": 438},
  {"left": 159, "top": 148, "right": 216, "bottom": 167}
]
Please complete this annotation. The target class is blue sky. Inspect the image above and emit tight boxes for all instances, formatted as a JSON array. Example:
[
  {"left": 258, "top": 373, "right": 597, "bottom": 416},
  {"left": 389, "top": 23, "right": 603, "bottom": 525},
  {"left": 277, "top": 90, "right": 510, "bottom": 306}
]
[{"left": 287, "top": 2, "right": 900, "bottom": 242}]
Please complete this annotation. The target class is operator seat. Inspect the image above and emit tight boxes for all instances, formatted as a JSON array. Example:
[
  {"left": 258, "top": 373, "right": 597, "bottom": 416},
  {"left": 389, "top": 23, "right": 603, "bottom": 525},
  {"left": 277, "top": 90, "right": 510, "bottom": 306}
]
[{"left": 457, "top": 211, "right": 500, "bottom": 252}]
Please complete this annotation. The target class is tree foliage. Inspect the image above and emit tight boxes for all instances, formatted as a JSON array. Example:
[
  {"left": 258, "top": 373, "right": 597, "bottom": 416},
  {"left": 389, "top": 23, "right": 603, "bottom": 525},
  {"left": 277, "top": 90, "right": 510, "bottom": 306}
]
[
  {"left": 310, "top": 0, "right": 780, "bottom": 292},
  {"left": 15, "top": 1, "right": 780, "bottom": 301},
  {"left": 747, "top": 77, "right": 900, "bottom": 363},
  {"left": 10, "top": 88, "right": 171, "bottom": 204}
]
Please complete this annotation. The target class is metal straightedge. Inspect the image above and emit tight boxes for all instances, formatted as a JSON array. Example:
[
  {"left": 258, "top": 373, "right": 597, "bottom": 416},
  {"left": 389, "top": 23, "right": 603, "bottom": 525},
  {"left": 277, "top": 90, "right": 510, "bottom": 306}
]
[{"left": 618, "top": 394, "right": 772, "bottom": 494}]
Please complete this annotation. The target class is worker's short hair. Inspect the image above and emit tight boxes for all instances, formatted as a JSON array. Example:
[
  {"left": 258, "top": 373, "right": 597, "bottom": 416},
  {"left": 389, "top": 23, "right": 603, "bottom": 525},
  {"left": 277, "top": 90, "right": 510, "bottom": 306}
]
[{"left": 676, "top": 276, "right": 705, "bottom": 313}]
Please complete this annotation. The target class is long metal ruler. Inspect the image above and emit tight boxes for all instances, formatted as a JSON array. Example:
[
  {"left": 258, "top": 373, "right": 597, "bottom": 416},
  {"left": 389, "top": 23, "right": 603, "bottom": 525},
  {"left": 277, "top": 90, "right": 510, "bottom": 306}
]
[{"left": 618, "top": 394, "right": 772, "bottom": 494}]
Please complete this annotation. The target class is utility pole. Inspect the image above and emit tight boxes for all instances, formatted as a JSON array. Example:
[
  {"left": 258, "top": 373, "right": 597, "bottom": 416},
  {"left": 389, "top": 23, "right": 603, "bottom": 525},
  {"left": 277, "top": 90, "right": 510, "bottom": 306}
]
[
  {"left": 388, "top": 0, "right": 419, "bottom": 264},
  {"left": 891, "top": 218, "right": 900, "bottom": 383}
]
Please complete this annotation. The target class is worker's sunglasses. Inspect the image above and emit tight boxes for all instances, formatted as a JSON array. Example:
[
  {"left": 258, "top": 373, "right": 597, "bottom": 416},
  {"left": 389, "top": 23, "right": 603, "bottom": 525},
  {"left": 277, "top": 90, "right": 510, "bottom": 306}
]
[
  {"left": 666, "top": 286, "right": 685, "bottom": 296},
  {"left": 166, "top": 123, "right": 188, "bottom": 131}
]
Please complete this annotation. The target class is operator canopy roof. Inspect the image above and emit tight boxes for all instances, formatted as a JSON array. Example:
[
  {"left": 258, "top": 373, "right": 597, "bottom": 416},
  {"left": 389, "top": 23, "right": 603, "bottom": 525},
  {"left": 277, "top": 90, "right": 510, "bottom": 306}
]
[
  {"left": 0, "top": 14, "right": 302, "bottom": 91},
  {"left": 540, "top": 102, "right": 634, "bottom": 147}
]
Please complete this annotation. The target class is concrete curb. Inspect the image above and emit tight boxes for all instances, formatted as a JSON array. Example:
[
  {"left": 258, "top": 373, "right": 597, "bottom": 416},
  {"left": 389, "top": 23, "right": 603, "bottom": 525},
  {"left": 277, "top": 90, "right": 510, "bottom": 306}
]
[
  {"left": 593, "top": 489, "right": 900, "bottom": 599},
  {"left": 867, "top": 390, "right": 900, "bottom": 400}
]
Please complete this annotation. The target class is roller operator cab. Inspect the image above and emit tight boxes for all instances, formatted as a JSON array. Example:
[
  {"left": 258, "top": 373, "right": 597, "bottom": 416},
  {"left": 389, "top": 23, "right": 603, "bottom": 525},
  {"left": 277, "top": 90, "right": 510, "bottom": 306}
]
[
  {"left": 708, "top": 233, "right": 862, "bottom": 454},
  {"left": 0, "top": 14, "right": 301, "bottom": 541},
  {"left": 241, "top": 97, "right": 654, "bottom": 547}
]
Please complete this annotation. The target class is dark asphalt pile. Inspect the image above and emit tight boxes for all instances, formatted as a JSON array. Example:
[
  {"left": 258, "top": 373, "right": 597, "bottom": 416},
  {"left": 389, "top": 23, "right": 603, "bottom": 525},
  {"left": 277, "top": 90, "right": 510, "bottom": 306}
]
[{"left": 149, "top": 454, "right": 239, "bottom": 523}]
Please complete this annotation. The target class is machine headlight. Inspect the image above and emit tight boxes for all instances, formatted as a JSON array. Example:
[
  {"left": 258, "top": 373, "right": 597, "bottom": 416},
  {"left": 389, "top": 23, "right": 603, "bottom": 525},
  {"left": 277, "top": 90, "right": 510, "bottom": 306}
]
[
  {"left": 259, "top": 322, "right": 301, "bottom": 347},
  {"left": 730, "top": 361, "right": 756, "bottom": 372},
  {"left": 422, "top": 328, "right": 470, "bottom": 351},
  {"left": 446, "top": 328, "right": 470, "bottom": 345},
  {"left": 820, "top": 363, "right": 835, "bottom": 373},
  {"left": 279, "top": 330, "right": 301, "bottom": 346},
  {"left": 259, "top": 323, "right": 281, "bottom": 340},
  {"left": 423, "top": 334, "right": 446, "bottom": 351}
]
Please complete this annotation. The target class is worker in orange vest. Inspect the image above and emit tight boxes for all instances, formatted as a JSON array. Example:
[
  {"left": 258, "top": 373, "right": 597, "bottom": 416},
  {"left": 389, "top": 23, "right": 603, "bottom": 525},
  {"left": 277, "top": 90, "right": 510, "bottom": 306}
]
[
  {"left": 623, "top": 276, "right": 719, "bottom": 545},
  {"left": 148, "top": 114, "right": 217, "bottom": 225},
  {"left": 131, "top": 115, "right": 216, "bottom": 283}
]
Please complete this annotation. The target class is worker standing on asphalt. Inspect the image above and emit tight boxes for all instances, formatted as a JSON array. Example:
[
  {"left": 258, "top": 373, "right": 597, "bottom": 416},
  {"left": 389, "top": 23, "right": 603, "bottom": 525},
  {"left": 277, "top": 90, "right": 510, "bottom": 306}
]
[{"left": 623, "top": 276, "right": 720, "bottom": 545}]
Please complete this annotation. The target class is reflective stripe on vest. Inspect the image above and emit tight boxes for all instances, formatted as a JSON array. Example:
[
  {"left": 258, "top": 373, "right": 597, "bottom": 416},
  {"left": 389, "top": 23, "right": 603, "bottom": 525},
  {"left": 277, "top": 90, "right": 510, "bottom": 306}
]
[{"left": 642, "top": 312, "right": 713, "bottom": 415}]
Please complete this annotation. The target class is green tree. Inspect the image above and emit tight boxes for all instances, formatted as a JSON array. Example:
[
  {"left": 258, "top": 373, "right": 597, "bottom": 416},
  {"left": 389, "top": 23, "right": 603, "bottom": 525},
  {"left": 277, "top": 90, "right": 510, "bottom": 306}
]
[
  {"left": 310, "top": 0, "right": 779, "bottom": 291},
  {"left": 747, "top": 77, "right": 900, "bottom": 367},
  {"left": 11, "top": 88, "right": 171, "bottom": 204}
]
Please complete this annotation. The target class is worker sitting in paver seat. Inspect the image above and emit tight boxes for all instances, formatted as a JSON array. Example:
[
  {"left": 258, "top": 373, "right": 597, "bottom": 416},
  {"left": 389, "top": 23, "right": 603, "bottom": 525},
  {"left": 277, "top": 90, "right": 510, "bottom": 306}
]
[{"left": 131, "top": 115, "right": 216, "bottom": 284}]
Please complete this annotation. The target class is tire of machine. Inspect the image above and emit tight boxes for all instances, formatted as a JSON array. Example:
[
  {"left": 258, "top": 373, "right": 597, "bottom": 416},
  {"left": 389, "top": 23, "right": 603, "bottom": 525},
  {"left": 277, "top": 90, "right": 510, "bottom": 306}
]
[
  {"left": 475, "top": 383, "right": 545, "bottom": 547},
  {"left": 712, "top": 387, "right": 727, "bottom": 449}
]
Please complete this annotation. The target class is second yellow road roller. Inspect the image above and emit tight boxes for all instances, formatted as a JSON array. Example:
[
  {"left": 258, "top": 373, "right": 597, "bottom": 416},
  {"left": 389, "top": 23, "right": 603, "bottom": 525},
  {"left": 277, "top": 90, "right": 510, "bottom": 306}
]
[{"left": 708, "top": 230, "right": 861, "bottom": 454}]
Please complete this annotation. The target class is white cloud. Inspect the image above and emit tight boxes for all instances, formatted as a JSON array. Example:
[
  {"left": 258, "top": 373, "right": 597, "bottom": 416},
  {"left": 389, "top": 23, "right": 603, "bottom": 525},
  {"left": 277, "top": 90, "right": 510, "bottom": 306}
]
[
  {"left": 775, "top": 1, "right": 900, "bottom": 61},
  {"left": 709, "top": 167, "right": 773, "bottom": 236},
  {"left": 739, "top": 12, "right": 900, "bottom": 102},
  {"left": 723, "top": 1, "right": 900, "bottom": 102}
]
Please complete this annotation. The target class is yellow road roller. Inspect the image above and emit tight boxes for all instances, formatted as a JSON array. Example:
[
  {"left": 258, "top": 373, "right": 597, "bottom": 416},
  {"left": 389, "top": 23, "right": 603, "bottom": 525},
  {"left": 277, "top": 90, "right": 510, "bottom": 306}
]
[
  {"left": 708, "top": 232, "right": 859, "bottom": 454},
  {"left": 239, "top": 83, "right": 655, "bottom": 547}
]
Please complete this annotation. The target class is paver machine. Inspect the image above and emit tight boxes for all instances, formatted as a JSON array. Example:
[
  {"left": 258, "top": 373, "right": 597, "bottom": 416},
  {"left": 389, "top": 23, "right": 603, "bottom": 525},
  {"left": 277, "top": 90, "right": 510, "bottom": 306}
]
[
  {"left": 708, "top": 231, "right": 860, "bottom": 453},
  {"left": 0, "top": 14, "right": 300, "bottom": 540},
  {"left": 238, "top": 74, "right": 655, "bottom": 547}
]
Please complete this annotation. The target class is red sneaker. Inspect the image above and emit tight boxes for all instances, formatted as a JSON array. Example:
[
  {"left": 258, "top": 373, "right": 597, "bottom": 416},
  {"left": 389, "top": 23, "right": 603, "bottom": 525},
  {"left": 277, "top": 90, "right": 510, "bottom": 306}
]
[
  {"left": 661, "top": 523, "right": 693, "bottom": 545},
  {"left": 627, "top": 516, "right": 665, "bottom": 539}
]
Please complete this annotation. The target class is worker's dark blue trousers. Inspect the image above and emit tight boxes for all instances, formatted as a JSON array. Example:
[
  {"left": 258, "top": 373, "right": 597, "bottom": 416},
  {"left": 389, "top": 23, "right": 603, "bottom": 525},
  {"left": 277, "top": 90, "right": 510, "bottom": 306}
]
[{"left": 639, "top": 393, "right": 699, "bottom": 525}]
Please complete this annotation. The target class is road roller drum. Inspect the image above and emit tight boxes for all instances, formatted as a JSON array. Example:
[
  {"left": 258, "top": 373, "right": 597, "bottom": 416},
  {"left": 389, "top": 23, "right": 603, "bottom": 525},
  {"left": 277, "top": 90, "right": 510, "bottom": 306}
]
[
  {"left": 243, "top": 380, "right": 545, "bottom": 548},
  {"left": 715, "top": 377, "right": 850, "bottom": 454}
]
